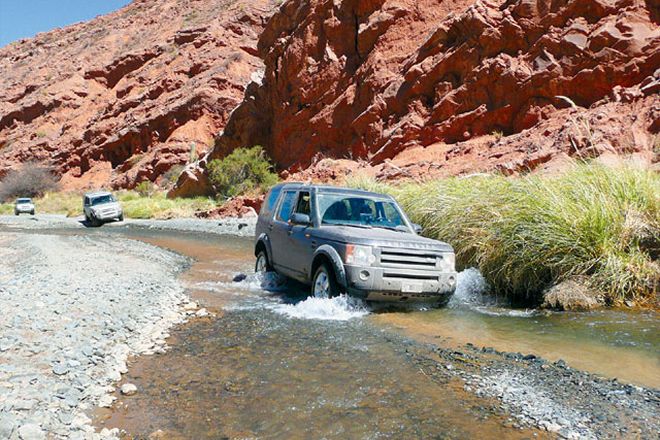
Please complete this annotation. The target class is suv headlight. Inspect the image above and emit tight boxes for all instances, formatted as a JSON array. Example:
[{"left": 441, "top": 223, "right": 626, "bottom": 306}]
[
  {"left": 345, "top": 245, "right": 376, "bottom": 266},
  {"left": 439, "top": 253, "right": 456, "bottom": 272}
]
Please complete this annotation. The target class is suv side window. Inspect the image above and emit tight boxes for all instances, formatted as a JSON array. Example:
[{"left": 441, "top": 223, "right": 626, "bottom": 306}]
[
  {"left": 276, "top": 191, "right": 297, "bottom": 222},
  {"left": 294, "top": 191, "right": 311, "bottom": 216},
  {"left": 262, "top": 186, "right": 282, "bottom": 216}
]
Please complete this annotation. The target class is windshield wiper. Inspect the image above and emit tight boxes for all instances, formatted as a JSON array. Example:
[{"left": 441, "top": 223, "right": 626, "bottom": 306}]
[
  {"left": 372, "top": 225, "right": 409, "bottom": 233},
  {"left": 327, "top": 223, "right": 372, "bottom": 229}
]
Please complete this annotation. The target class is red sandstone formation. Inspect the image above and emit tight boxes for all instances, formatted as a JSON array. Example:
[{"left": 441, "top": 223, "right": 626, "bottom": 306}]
[
  {"left": 0, "top": 0, "right": 278, "bottom": 190},
  {"left": 0, "top": 0, "right": 657, "bottom": 197},
  {"left": 171, "top": 0, "right": 659, "bottom": 197}
]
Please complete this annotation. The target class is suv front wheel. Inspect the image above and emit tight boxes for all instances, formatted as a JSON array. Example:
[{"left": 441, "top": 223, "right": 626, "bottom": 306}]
[
  {"left": 255, "top": 250, "right": 272, "bottom": 273},
  {"left": 312, "top": 263, "right": 339, "bottom": 299}
]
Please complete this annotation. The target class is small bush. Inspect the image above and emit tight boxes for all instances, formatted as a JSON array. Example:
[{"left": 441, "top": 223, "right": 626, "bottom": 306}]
[
  {"left": 347, "top": 163, "right": 659, "bottom": 305},
  {"left": 0, "top": 163, "right": 59, "bottom": 202},
  {"left": 207, "top": 146, "right": 278, "bottom": 199},
  {"left": 135, "top": 181, "right": 155, "bottom": 197},
  {"left": 162, "top": 164, "right": 185, "bottom": 184}
]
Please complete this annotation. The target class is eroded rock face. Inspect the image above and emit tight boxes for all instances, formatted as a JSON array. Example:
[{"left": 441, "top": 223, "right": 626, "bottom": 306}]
[
  {"left": 0, "top": 0, "right": 279, "bottom": 190},
  {"left": 172, "top": 0, "right": 659, "bottom": 196}
]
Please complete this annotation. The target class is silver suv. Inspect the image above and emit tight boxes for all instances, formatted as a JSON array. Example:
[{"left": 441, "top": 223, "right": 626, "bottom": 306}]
[
  {"left": 14, "top": 198, "right": 35, "bottom": 215},
  {"left": 83, "top": 191, "right": 123, "bottom": 226},
  {"left": 254, "top": 183, "right": 457, "bottom": 305}
]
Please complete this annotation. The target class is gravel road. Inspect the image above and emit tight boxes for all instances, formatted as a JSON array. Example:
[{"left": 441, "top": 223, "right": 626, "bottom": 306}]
[
  {"left": 0, "top": 232, "right": 194, "bottom": 440},
  {"left": 0, "top": 214, "right": 256, "bottom": 237}
]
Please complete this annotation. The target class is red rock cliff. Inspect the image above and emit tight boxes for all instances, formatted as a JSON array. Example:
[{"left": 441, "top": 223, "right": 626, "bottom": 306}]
[
  {"left": 172, "top": 0, "right": 659, "bottom": 196},
  {"left": 0, "top": 0, "right": 279, "bottom": 190}
]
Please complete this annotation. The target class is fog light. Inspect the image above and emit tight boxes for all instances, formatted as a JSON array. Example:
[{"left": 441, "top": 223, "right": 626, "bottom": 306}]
[{"left": 359, "top": 270, "right": 370, "bottom": 281}]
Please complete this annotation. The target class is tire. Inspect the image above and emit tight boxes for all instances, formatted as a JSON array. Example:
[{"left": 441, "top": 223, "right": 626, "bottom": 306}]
[
  {"left": 14, "top": 212, "right": 19, "bottom": 216},
  {"left": 90, "top": 215, "right": 101, "bottom": 227},
  {"left": 30, "top": 211, "right": 35, "bottom": 216},
  {"left": 118, "top": 214, "right": 124, "bottom": 222},
  {"left": 255, "top": 250, "right": 272, "bottom": 273},
  {"left": 311, "top": 263, "right": 339, "bottom": 299}
]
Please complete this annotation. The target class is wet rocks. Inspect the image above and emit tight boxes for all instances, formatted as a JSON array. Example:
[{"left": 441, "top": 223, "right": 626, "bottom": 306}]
[
  {"left": 423, "top": 343, "right": 660, "bottom": 439},
  {"left": 0, "top": 232, "right": 190, "bottom": 439},
  {"left": 541, "top": 277, "right": 604, "bottom": 311}
]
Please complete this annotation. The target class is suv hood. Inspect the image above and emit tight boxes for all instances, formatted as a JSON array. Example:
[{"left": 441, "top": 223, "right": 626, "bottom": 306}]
[{"left": 315, "top": 225, "right": 454, "bottom": 252}]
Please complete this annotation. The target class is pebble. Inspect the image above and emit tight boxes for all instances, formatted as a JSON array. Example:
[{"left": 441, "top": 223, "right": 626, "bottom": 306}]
[
  {"left": 120, "top": 383, "right": 138, "bottom": 396},
  {"left": 18, "top": 424, "right": 45, "bottom": 440}
]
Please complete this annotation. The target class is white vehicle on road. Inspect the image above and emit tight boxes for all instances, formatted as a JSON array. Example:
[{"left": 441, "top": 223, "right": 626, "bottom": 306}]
[
  {"left": 14, "top": 198, "right": 35, "bottom": 215},
  {"left": 83, "top": 191, "right": 123, "bottom": 226}
]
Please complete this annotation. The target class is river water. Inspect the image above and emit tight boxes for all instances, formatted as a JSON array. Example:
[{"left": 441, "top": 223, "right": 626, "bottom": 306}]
[{"left": 85, "top": 228, "right": 658, "bottom": 438}]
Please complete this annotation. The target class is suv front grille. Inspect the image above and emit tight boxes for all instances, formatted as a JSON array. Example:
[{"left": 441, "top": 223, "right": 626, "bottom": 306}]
[
  {"left": 380, "top": 248, "right": 440, "bottom": 268},
  {"left": 378, "top": 247, "right": 445, "bottom": 281}
]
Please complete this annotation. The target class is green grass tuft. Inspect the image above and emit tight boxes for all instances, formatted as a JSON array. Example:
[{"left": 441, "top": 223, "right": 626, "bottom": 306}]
[{"left": 346, "top": 164, "right": 659, "bottom": 305}]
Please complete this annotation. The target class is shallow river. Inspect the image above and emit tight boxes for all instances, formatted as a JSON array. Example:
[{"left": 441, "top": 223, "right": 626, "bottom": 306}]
[{"left": 81, "top": 227, "right": 657, "bottom": 438}]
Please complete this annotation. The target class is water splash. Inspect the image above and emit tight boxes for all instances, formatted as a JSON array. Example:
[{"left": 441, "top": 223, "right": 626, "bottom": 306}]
[
  {"left": 450, "top": 267, "right": 490, "bottom": 307},
  {"left": 268, "top": 294, "right": 369, "bottom": 321},
  {"left": 451, "top": 268, "right": 538, "bottom": 317}
]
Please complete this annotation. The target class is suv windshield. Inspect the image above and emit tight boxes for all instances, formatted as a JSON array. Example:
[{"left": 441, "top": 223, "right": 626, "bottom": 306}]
[
  {"left": 91, "top": 195, "right": 115, "bottom": 206},
  {"left": 317, "top": 193, "right": 409, "bottom": 231},
  {"left": 16, "top": 198, "right": 32, "bottom": 204}
]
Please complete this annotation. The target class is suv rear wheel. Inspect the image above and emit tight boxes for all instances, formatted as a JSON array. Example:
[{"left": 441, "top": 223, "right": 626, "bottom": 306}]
[{"left": 312, "top": 263, "right": 339, "bottom": 299}]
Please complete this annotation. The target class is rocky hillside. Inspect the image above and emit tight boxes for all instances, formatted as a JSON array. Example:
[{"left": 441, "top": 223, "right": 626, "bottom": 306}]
[
  {"left": 0, "top": 0, "right": 278, "bottom": 190},
  {"left": 172, "top": 0, "right": 659, "bottom": 196}
]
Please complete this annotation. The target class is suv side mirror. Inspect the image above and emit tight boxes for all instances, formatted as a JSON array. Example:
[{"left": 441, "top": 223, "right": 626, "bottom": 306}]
[
  {"left": 412, "top": 223, "right": 423, "bottom": 234},
  {"left": 290, "top": 213, "right": 311, "bottom": 225}
]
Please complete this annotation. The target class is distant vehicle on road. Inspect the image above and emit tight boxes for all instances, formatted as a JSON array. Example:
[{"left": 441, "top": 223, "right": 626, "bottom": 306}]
[
  {"left": 254, "top": 183, "right": 457, "bottom": 305},
  {"left": 83, "top": 191, "right": 123, "bottom": 226},
  {"left": 14, "top": 198, "right": 35, "bottom": 216}
]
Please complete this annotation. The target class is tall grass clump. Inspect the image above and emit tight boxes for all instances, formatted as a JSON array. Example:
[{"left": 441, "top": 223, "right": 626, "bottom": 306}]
[{"left": 347, "top": 164, "right": 659, "bottom": 305}]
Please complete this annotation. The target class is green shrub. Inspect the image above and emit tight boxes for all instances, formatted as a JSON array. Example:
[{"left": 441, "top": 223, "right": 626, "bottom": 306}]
[
  {"left": 135, "top": 181, "right": 154, "bottom": 197},
  {"left": 207, "top": 146, "right": 278, "bottom": 199},
  {"left": 347, "top": 163, "right": 659, "bottom": 305}
]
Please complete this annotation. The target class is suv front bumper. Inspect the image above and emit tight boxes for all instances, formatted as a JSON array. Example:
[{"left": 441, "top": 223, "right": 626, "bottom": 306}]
[
  {"left": 344, "top": 265, "right": 457, "bottom": 303},
  {"left": 91, "top": 209, "right": 122, "bottom": 221}
]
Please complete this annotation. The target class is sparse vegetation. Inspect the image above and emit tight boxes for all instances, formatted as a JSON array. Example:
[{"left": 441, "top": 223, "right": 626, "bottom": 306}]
[
  {"left": 347, "top": 163, "right": 659, "bottom": 306},
  {"left": 163, "top": 164, "right": 185, "bottom": 184},
  {"left": 207, "top": 146, "right": 278, "bottom": 199},
  {"left": 0, "top": 190, "right": 217, "bottom": 219},
  {"left": 0, "top": 163, "right": 59, "bottom": 202},
  {"left": 189, "top": 142, "right": 198, "bottom": 162},
  {"left": 135, "top": 181, "right": 155, "bottom": 197}
]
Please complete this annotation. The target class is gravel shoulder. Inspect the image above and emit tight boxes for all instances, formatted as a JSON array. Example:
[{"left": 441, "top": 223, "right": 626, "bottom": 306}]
[
  {"left": 0, "top": 215, "right": 256, "bottom": 237},
  {"left": 408, "top": 341, "right": 660, "bottom": 439},
  {"left": 0, "top": 232, "right": 194, "bottom": 440}
]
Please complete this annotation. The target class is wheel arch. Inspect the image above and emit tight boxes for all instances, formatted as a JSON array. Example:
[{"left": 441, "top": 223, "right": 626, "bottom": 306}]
[
  {"left": 311, "top": 245, "right": 347, "bottom": 289},
  {"left": 254, "top": 233, "right": 273, "bottom": 262}
]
